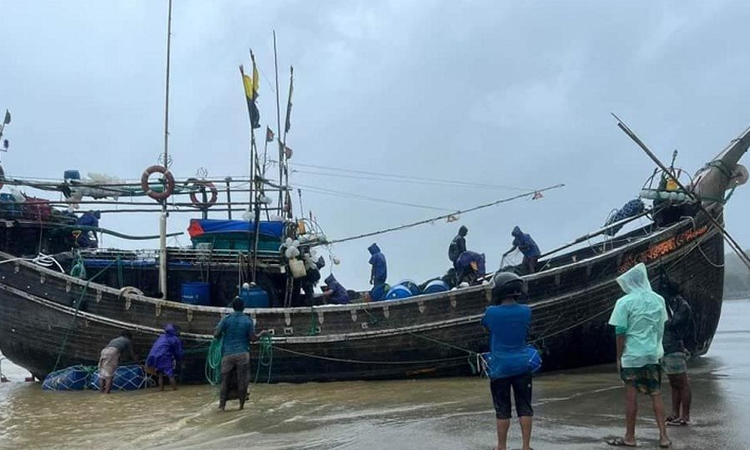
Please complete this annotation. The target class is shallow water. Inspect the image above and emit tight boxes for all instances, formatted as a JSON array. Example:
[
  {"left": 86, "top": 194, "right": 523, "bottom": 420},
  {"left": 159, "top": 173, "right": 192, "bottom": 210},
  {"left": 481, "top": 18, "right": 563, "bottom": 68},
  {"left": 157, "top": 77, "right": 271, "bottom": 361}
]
[{"left": 1, "top": 300, "right": 749, "bottom": 450}]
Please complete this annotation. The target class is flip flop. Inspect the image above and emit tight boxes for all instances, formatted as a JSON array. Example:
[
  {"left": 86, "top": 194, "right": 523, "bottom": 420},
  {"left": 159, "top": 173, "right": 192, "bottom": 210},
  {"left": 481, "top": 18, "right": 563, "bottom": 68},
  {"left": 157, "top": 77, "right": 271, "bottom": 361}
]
[
  {"left": 667, "top": 418, "right": 689, "bottom": 427},
  {"left": 606, "top": 438, "right": 637, "bottom": 447},
  {"left": 659, "top": 441, "right": 672, "bottom": 449}
]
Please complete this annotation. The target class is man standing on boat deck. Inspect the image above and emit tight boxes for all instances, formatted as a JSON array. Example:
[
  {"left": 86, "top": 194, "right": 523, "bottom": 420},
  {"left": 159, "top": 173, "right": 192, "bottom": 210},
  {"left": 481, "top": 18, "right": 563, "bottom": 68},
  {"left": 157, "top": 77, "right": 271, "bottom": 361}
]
[
  {"left": 606, "top": 263, "right": 671, "bottom": 448},
  {"left": 214, "top": 297, "right": 265, "bottom": 411},
  {"left": 503, "top": 226, "right": 540, "bottom": 274},
  {"left": 482, "top": 272, "right": 534, "bottom": 450},
  {"left": 98, "top": 330, "right": 138, "bottom": 394},
  {"left": 368, "top": 243, "right": 388, "bottom": 300},
  {"left": 661, "top": 281, "right": 693, "bottom": 427},
  {"left": 449, "top": 225, "right": 468, "bottom": 271}
]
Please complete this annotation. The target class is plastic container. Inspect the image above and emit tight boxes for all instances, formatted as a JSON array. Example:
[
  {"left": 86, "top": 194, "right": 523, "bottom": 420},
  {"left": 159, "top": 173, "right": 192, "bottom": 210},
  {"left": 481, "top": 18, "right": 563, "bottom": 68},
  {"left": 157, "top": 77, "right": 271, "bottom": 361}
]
[
  {"left": 386, "top": 285, "right": 413, "bottom": 300},
  {"left": 423, "top": 280, "right": 450, "bottom": 294},
  {"left": 90, "top": 365, "right": 148, "bottom": 391},
  {"left": 397, "top": 279, "right": 421, "bottom": 296},
  {"left": 42, "top": 366, "right": 90, "bottom": 391},
  {"left": 63, "top": 169, "right": 81, "bottom": 181},
  {"left": 288, "top": 258, "right": 306, "bottom": 278},
  {"left": 181, "top": 282, "right": 211, "bottom": 306},
  {"left": 241, "top": 286, "right": 269, "bottom": 308}
]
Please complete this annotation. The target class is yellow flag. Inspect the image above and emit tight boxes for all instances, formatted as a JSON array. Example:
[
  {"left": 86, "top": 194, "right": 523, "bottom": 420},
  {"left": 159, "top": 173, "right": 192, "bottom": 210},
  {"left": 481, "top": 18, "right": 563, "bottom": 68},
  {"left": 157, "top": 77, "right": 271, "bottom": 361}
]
[{"left": 243, "top": 75, "right": 254, "bottom": 100}]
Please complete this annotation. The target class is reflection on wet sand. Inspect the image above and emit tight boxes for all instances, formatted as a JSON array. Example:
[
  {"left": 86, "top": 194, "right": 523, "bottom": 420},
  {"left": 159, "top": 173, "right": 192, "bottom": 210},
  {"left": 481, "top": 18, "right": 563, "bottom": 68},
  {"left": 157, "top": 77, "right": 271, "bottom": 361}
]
[{"left": 1, "top": 300, "right": 749, "bottom": 450}]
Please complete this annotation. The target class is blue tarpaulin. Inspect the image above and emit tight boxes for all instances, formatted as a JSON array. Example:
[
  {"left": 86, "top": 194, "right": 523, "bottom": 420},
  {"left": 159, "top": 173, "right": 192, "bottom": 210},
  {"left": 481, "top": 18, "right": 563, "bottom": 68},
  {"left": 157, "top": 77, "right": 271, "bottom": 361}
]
[{"left": 188, "top": 219, "right": 285, "bottom": 239}]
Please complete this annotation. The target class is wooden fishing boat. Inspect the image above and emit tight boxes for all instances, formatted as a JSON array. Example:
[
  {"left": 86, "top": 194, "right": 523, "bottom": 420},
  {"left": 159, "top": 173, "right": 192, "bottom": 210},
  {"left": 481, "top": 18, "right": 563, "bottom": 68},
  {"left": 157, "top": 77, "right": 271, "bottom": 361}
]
[{"left": 0, "top": 122, "right": 747, "bottom": 383}]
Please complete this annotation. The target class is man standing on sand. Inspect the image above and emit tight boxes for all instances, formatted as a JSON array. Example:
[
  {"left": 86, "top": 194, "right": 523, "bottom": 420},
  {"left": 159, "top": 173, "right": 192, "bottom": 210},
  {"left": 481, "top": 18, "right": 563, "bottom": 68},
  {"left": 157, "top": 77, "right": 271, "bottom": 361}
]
[
  {"left": 607, "top": 263, "right": 671, "bottom": 448},
  {"left": 482, "top": 271, "right": 534, "bottom": 450},
  {"left": 98, "top": 331, "right": 138, "bottom": 394},
  {"left": 662, "top": 281, "right": 693, "bottom": 427},
  {"left": 214, "top": 297, "right": 265, "bottom": 411}
]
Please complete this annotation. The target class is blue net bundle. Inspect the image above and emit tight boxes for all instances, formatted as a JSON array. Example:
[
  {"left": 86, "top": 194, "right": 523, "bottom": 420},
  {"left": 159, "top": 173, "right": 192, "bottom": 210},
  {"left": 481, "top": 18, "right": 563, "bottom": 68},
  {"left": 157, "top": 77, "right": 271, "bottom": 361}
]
[
  {"left": 90, "top": 365, "right": 153, "bottom": 391},
  {"left": 42, "top": 366, "right": 92, "bottom": 391}
]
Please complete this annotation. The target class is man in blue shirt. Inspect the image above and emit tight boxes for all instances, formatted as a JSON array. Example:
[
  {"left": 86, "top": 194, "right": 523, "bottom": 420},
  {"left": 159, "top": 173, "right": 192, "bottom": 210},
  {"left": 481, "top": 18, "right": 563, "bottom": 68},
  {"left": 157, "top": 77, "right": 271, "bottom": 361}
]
[
  {"left": 482, "top": 272, "right": 533, "bottom": 450},
  {"left": 214, "top": 297, "right": 265, "bottom": 411}
]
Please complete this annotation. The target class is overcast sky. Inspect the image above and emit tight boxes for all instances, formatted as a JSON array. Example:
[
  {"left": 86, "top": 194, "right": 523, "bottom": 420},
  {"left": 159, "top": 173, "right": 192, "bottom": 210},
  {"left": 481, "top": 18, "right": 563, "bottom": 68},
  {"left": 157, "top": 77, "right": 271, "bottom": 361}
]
[{"left": 2, "top": 1, "right": 749, "bottom": 290}]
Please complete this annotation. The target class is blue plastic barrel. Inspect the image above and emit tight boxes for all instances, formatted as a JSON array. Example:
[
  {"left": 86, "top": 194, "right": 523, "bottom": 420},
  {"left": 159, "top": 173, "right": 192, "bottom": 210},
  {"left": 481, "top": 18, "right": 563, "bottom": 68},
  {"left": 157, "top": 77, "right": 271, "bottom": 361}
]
[
  {"left": 386, "top": 285, "right": 413, "bottom": 300},
  {"left": 397, "top": 279, "right": 421, "bottom": 296},
  {"left": 423, "top": 280, "right": 449, "bottom": 294},
  {"left": 241, "top": 286, "right": 269, "bottom": 308},
  {"left": 181, "top": 282, "right": 211, "bottom": 306},
  {"left": 63, "top": 169, "right": 81, "bottom": 181}
]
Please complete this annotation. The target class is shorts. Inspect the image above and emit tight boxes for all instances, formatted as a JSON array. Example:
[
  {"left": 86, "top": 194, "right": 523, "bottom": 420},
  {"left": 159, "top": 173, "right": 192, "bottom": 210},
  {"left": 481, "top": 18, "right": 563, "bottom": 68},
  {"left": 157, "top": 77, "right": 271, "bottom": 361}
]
[
  {"left": 98, "top": 347, "right": 121, "bottom": 380},
  {"left": 662, "top": 352, "right": 688, "bottom": 375},
  {"left": 620, "top": 364, "right": 662, "bottom": 395},
  {"left": 490, "top": 372, "right": 533, "bottom": 420}
]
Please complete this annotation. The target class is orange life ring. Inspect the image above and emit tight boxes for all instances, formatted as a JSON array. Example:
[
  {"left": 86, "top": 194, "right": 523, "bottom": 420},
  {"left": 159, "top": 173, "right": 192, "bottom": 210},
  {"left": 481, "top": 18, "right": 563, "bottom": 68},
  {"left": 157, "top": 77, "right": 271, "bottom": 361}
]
[
  {"left": 185, "top": 178, "right": 218, "bottom": 208},
  {"left": 141, "top": 165, "right": 175, "bottom": 201}
]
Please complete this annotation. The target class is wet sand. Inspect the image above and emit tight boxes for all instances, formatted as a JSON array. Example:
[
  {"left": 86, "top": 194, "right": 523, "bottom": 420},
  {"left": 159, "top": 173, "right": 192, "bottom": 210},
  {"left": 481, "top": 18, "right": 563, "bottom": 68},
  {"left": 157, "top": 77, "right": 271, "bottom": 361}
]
[{"left": 1, "top": 300, "right": 748, "bottom": 450}]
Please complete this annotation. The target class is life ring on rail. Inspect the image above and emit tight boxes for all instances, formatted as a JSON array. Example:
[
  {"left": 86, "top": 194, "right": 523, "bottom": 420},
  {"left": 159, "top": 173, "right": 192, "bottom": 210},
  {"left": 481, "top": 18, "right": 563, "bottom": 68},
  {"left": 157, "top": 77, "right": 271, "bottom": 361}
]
[
  {"left": 185, "top": 178, "right": 218, "bottom": 208},
  {"left": 141, "top": 165, "right": 175, "bottom": 201}
]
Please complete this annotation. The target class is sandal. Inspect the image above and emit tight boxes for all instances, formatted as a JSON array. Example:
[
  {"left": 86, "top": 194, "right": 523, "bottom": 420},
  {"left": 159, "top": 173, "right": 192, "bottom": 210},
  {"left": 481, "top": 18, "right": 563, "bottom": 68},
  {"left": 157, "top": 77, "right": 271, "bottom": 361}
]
[
  {"left": 606, "top": 438, "right": 637, "bottom": 447},
  {"left": 667, "top": 418, "right": 689, "bottom": 427},
  {"left": 659, "top": 440, "right": 672, "bottom": 448},
  {"left": 665, "top": 414, "right": 678, "bottom": 422}
]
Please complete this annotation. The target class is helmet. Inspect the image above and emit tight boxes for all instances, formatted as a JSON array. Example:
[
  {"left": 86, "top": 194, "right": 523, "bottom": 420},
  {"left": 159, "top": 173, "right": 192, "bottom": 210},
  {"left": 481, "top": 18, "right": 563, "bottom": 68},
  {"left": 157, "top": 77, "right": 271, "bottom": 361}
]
[{"left": 491, "top": 271, "right": 523, "bottom": 302}]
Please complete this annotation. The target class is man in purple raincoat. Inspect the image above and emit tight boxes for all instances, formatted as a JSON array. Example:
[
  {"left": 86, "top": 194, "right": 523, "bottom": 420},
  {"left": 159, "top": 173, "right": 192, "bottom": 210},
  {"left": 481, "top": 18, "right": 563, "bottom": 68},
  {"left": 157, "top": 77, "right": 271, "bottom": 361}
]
[{"left": 146, "top": 324, "right": 184, "bottom": 391}]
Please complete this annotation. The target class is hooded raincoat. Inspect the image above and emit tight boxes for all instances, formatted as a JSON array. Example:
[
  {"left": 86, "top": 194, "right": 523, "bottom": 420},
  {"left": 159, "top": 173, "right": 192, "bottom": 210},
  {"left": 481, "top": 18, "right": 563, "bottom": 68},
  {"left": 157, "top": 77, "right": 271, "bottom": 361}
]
[
  {"left": 608, "top": 263, "right": 668, "bottom": 368},
  {"left": 368, "top": 243, "right": 387, "bottom": 285},
  {"left": 146, "top": 324, "right": 184, "bottom": 377},
  {"left": 511, "top": 226, "right": 540, "bottom": 258},
  {"left": 324, "top": 274, "right": 350, "bottom": 305}
]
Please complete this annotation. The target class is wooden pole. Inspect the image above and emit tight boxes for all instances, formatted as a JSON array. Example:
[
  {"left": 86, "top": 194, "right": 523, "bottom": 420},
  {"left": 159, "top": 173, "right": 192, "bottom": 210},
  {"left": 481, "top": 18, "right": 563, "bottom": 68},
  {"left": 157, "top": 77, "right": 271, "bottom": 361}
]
[
  {"left": 158, "top": 0, "right": 173, "bottom": 300},
  {"left": 273, "top": 31, "right": 283, "bottom": 212},
  {"left": 614, "top": 115, "right": 750, "bottom": 272}
]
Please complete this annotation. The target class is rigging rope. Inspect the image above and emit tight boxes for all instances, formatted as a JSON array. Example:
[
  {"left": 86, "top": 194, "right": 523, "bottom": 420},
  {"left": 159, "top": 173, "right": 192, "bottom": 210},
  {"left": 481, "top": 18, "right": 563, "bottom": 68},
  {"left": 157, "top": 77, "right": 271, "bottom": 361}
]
[{"left": 326, "top": 184, "right": 565, "bottom": 245}]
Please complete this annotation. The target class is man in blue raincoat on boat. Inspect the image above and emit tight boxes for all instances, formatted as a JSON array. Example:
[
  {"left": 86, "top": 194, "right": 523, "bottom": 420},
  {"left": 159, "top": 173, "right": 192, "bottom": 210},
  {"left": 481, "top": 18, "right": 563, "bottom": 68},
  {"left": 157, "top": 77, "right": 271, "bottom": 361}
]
[
  {"left": 368, "top": 243, "right": 388, "bottom": 300},
  {"left": 145, "top": 324, "right": 184, "bottom": 391},
  {"left": 322, "top": 274, "right": 350, "bottom": 305},
  {"left": 75, "top": 210, "right": 101, "bottom": 248},
  {"left": 503, "top": 226, "right": 541, "bottom": 274}
]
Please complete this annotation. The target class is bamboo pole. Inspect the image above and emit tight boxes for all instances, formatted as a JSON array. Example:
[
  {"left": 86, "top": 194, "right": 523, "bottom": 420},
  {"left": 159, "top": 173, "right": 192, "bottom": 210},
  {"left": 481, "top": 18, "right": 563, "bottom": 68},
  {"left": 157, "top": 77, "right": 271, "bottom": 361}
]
[{"left": 614, "top": 115, "right": 750, "bottom": 272}]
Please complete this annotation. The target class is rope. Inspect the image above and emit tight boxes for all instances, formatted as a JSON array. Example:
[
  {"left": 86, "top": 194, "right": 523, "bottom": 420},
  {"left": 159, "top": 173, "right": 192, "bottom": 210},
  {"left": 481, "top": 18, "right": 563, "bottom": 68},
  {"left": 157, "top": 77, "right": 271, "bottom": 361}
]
[
  {"left": 204, "top": 337, "right": 223, "bottom": 386},
  {"left": 327, "top": 184, "right": 565, "bottom": 245},
  {"left": 51, "top": 260, "right": 117, "bottom": 372},
  {"left": 253, "top": 334, "right": 274, "bottom": 384}
]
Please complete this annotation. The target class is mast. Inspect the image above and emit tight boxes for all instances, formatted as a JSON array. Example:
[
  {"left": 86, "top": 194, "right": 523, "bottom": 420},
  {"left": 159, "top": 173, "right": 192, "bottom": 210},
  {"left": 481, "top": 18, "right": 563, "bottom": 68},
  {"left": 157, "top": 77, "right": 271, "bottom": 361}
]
[
  {"left": 158, "top": 0, "right": 173, "bottom": 299},
  {"left": 273, "top": 31, "right": 284, "bottom": 212}
]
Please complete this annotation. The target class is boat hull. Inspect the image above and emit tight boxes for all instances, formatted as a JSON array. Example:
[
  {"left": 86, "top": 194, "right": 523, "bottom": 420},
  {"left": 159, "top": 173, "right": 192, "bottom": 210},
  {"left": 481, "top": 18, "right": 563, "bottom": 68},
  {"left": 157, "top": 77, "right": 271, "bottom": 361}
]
[{"left": 0, "top": 214, "right": 725, "bottom": 383}]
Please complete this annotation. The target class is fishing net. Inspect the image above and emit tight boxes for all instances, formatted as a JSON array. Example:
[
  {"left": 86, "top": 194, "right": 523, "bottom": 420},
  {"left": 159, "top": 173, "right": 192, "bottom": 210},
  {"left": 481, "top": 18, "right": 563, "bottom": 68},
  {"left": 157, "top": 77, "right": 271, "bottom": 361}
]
[
  {"left": 42, "top": 365, "right": 93, "bottom": 391},
  {"left": 90, "top": 365, "right": 154, "bottom": 391}
]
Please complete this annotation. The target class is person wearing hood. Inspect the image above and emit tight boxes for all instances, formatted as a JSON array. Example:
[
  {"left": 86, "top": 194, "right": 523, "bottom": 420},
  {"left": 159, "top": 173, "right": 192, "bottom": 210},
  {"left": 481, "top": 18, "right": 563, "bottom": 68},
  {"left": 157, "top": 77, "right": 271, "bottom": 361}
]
[
  {"left": 322, "top": 274, "right": 350, "bottom": 305},
  {"left": 76, "top": 210, "right": 101, "bottom": 248},
  {"left": 503, "top": 226, "right": 541, "bottom": 274},
  {"left": 146, "top": 324, "right": 184, "bottom": 391},
  {"left": 368, "top": 243, "right": 387, "bottom": 285},
  {"left": 607, "top": 263, "right": 670, "bottom": 448},
  {"left": 448, "top": 226, "right": 468, "bottom": 270}
]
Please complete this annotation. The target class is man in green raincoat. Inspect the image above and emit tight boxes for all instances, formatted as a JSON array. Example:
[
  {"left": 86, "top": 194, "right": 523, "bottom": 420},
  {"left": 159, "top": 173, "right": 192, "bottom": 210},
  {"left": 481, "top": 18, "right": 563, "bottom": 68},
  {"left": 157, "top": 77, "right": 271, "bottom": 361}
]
[{"left": 607, "top": 263, "right": 671, "bottom": 448}]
